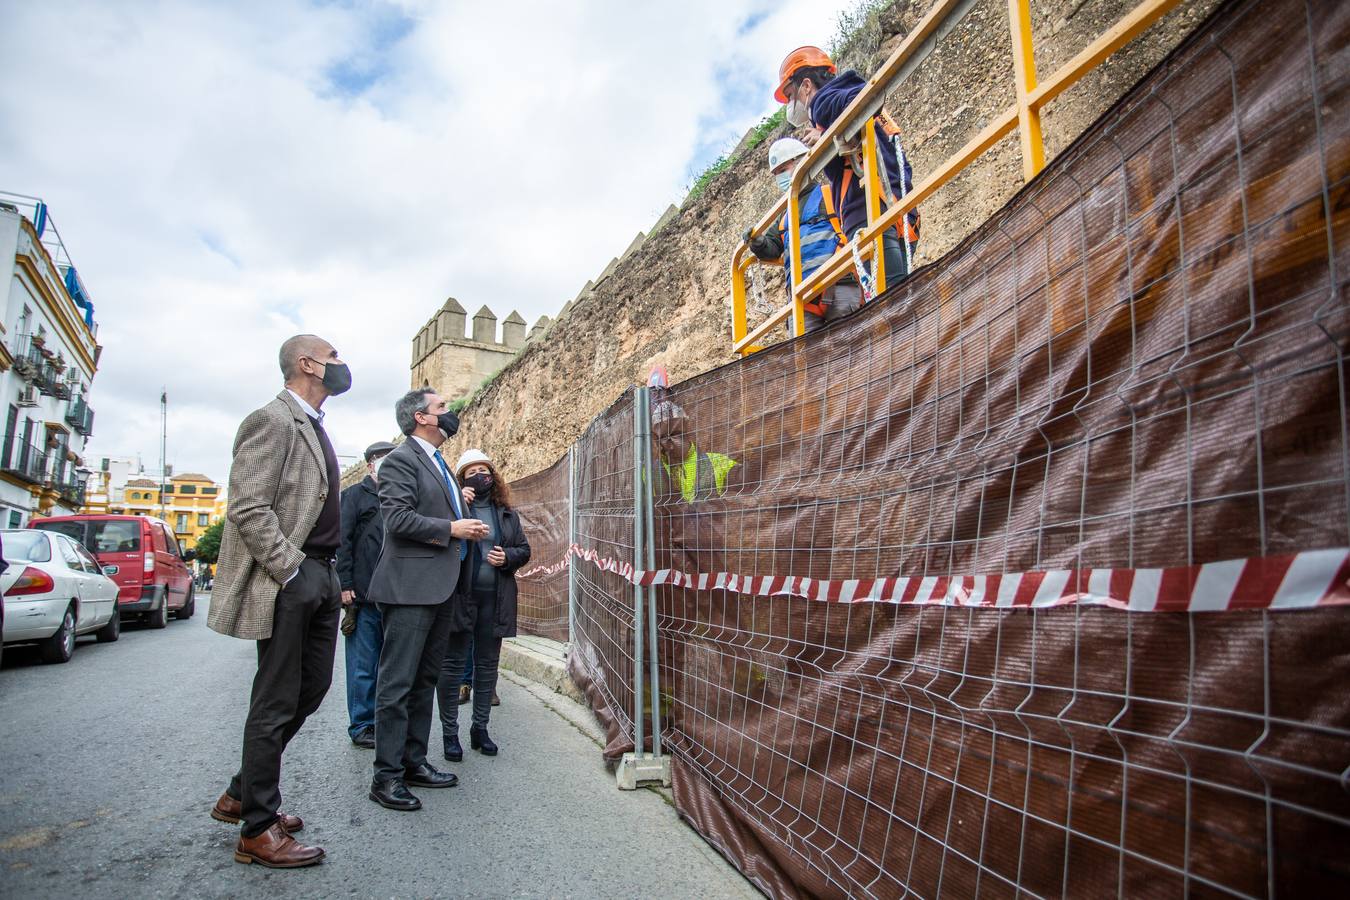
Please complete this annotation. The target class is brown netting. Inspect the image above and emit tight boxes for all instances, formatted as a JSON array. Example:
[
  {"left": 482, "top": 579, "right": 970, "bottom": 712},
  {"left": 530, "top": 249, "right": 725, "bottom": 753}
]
[
  {"left": 528, "top": 0, "right": 1350, "bottom": 894},
  {"left": 509, "top": 451, "right": 570, "bottom": 641}
]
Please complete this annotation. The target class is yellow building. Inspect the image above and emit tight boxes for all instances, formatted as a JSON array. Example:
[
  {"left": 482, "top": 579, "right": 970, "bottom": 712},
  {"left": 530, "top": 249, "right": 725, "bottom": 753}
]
[{"left": 86, "top": 471, "right": 226, "bottom": 552}]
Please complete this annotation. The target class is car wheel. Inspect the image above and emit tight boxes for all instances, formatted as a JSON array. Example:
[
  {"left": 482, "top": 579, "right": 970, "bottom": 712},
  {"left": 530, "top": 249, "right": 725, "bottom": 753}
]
[
  {"left": 41, "top": 605, "right": 77, "bottom": 664},
  {"left": 148, "top": 593, "right": 168, "bottom": 630},
  {"left": 175, "top": 586, "right": 195, "bottom": 620},
  {"left": 95, "top": 606, "right": 121, "bottom": 643}
]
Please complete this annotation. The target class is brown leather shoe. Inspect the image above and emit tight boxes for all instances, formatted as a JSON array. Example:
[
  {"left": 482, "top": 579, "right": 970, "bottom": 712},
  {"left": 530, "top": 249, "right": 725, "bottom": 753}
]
[
  {"left": 458, "top": 684, "right": 470, "bottom": 705},
  {"left": 233, "top": 822, "right": 324, "bottom": 868},
  {"left": 211, "top": 792, "right": 304, "bottom": 833}
]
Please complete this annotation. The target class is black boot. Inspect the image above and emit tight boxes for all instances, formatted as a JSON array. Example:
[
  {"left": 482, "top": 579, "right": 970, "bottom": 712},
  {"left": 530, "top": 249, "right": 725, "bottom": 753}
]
[
  {"left": 470, "top": 726, "right": 497, "bottom": 756},
  {"left": 444, "top": 733, "right": 463, "bottom": 762}
]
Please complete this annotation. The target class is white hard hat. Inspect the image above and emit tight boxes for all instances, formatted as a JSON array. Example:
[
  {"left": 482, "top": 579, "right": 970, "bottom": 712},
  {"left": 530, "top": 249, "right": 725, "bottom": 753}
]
[
  {"left": 767, "top": 137, "right": 809, "bottom": 173},
  {"left": 454, "top": 448, "right": 492, "bottom": 478}
]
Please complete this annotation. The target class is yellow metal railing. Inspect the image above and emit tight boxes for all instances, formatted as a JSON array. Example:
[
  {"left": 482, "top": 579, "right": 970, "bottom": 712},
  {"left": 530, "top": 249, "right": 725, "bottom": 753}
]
[{"left": 731, "top": 0, "right": 1187, "bottom": 356}]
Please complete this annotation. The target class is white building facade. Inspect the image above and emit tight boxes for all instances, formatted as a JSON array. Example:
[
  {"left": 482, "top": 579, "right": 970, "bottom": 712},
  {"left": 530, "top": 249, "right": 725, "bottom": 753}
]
[{"left": 0, "top": 194, "right": 100, "bottom": 527}]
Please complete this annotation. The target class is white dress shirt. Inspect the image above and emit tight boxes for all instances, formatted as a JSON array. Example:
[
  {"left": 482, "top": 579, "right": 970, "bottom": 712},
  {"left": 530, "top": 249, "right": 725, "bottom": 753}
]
[
  {"left": 286, "top": 389, "right": 323, "bottom": 423},
  {"left": 411, "top": 435, "right": 464, "bottom": 517}
]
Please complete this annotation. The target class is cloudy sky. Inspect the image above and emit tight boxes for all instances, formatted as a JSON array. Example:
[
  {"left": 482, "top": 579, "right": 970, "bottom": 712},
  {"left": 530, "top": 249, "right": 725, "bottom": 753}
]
[{"left": 1, "top": 0, "right": 859, "bottom": 480}]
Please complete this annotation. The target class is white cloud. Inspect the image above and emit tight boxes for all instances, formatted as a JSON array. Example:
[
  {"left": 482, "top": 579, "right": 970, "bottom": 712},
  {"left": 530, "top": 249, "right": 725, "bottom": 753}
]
[{"left": 0, "top": 0, "right": 857, "bottom": 478}]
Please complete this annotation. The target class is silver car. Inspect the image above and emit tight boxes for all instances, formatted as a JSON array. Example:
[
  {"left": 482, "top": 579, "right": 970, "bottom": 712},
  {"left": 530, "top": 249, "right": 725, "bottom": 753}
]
[{"left": 1, "top": 529, "right": 121, "bottom": 664}]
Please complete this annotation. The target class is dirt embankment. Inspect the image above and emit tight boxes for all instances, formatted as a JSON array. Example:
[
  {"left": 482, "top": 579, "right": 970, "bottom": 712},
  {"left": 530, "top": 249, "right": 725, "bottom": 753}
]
[{"left": 439, "top": 0, "right": 1222, "bottom": 482}]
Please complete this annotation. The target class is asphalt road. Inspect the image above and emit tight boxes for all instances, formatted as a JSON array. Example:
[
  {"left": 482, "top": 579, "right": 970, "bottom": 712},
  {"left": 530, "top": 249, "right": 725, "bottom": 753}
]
[{"left": 0, "top": 596, "right": 757, "bottom": 899}]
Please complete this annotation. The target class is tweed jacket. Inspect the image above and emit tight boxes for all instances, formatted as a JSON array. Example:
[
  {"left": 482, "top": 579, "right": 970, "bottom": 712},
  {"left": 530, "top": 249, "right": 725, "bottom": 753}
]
[{"left": 207, "top": 391, "right": 330, "bottom": 640}]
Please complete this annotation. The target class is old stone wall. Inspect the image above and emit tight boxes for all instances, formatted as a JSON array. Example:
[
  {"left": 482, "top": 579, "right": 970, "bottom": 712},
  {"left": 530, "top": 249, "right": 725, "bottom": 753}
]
[{"left": 437, "top": 0, "right": 1224, "bottom": 484}]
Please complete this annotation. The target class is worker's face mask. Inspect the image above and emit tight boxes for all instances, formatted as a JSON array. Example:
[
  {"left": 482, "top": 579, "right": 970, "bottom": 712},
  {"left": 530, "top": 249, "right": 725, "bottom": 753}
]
[
  {"left": 775, "top": 170, "right": 794, "bottom": 192},
  {"left": 785, "top": 97, "right": 809, "bottom": 128}
]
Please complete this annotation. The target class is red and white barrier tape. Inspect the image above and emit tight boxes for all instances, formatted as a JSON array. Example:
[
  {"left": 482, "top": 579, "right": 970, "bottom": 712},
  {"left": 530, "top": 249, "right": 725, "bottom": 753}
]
[{"left": 517, "top": 545, "right": 1350, "bottom": 612}]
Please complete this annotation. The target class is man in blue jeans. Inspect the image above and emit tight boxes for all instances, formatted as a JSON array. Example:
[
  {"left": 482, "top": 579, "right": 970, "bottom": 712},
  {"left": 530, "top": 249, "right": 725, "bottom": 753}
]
[{"left": 337, "top": 441, "right": 395, "bottom": 748}]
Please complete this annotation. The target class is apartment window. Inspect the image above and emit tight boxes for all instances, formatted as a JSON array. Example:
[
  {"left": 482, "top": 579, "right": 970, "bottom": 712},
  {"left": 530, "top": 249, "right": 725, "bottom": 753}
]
[
  {"left": 8, "top": 510, "right": 21, "bottom": 528},
  {"left": 178, "top": 485, "right": 196, "bottom": 494},
  {"left": 176, "top": 513, "right": 188, "bottom": 531},
  {"left": 18, "top": 419, "right": 33, "bottom": 470},
  {"left": 202, "top": 486, "right": 218, "bottom": 495},
  {"left": 198, "top": 514, "right": 209, "bottom": 527},
  {"left": 163, "top": 485, "right": 174, "bottom": 494},
  {"left": 2, "top": 404, "right": 16, "bottom": 468}
]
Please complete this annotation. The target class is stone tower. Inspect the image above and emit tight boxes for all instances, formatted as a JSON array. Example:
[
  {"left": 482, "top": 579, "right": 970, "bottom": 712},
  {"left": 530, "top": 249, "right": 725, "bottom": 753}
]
[{"left": 410, "top": 297, "right": 550, "bottom": 400}]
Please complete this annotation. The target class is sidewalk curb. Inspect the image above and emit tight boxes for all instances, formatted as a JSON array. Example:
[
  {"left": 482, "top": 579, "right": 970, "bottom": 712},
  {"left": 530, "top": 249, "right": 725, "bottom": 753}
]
[{"left": 499, "top": 637, "right": 586, "bottom": 705}]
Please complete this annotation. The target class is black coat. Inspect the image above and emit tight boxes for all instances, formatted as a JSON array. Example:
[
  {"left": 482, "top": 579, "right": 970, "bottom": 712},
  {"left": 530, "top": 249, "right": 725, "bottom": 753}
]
[
  {"left": 460, "top": 503, "right": 530, "bottom": 639},
  {"left": 336, "top": 476, "right": 384, "bottom": 602}
]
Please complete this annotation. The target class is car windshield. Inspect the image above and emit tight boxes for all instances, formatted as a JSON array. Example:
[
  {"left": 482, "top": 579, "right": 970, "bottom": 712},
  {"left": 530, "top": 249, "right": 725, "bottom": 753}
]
[
  {"left": 32, "top": 521, "right": 85, "bottom": 543},
  {"left": 86, "top": 521, "right": 141, "bottom": 553},
  {"left": 33, "top": 519, "right": 141, "bottom": 553},
  {"left": 3, "top": 530, "right": 52, "bottom": 563}
]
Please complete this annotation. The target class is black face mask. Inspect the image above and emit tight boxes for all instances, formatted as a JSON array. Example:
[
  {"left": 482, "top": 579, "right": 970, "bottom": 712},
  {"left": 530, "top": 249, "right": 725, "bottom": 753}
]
[
  {"left": 311, "top": 359, "right": 352, "bottom": 396},
  {"left": 465, "top": 472, "right": 493, "bottom": 496},
  {"left": 436, "top": 410, "right": 459, "bottom": 438}
]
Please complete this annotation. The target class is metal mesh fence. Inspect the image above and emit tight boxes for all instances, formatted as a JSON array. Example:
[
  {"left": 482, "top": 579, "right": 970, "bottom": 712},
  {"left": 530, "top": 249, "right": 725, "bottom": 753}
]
[
  {"left": 517, "top": 0, "right": 1350, "bottom": 894},
  {"left": 508, "top": 450, "right": 571, "bottom": 642},
  {"left": 567, "top": 390, "right": 642, "bottom": 759}
]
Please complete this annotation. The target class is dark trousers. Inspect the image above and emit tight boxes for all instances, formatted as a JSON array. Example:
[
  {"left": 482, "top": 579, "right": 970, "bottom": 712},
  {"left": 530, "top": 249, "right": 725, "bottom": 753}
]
[
  {"left": 438, "top": 587, "right": 502, "bottom": 736},
  {"left": 373, "top": 600, "right": 454, "bottom": 782},
  {"left": 227, "top": 557, "right": 340, "bottom": 838},
  {"left": 344, "top": 603, "right": 383, "bottom": 737}
]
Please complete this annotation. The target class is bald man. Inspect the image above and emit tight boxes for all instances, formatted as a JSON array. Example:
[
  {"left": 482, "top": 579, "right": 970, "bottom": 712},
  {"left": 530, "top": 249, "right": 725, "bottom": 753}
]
[{"left": 206, "top": 334, "right": 351, "bottom": 868}]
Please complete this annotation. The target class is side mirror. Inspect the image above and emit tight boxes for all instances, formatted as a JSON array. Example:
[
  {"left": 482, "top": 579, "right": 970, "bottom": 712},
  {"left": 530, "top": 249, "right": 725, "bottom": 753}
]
[{"left": 182, "top": 548, "right": 197, "bottom": 561}]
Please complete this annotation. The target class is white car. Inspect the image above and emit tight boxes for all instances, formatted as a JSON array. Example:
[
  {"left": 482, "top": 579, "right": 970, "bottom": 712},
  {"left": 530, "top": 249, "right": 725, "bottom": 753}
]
[{"left": 1, "top": 528, "right": 121, "bottom": 664}]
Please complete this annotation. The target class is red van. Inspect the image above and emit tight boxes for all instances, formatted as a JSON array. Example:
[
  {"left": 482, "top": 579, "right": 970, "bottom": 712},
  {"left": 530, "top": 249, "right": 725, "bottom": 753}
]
[{"left": 29, "top": 515, "right": 196, "bottom": 628}]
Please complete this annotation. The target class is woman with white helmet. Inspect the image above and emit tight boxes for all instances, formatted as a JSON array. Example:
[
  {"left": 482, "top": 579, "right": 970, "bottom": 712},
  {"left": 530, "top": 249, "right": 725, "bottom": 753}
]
[{"left": 436, "top": 448, "right": 530, "bottom": 759}]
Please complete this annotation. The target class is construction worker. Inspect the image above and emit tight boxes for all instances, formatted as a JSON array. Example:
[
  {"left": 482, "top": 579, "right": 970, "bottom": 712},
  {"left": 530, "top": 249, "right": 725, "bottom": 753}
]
[
  {"left": 747, "top": 137, "right": 862, "bottom": 331},
  {"left": 651, "top": 400, "right": 737, "bottom": 503},
  {"left": 775, "top": 45, "right": 919, "bottom": 291}
]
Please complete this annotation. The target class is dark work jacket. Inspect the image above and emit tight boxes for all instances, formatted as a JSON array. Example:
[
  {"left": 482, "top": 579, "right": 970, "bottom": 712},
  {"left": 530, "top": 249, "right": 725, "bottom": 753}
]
[
  {"left": 810, "top": 69, "right": 916, "bottom": 239},
  {"left": 336, "top": 476, "right": 383, "bottom": 602},
  {"left": 458, "top": 503, "right": 531, "bottom": 639}
]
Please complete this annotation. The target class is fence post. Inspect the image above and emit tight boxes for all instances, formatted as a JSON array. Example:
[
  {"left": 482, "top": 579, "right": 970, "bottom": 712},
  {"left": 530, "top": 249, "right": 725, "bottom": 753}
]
[
  {"left": 642, "top": 394, "right": 662, "bottom": 758},
  {"left": 617, "top": 385, "right": 671, "bottom": 790},
  {"left": 567, "top": 445, "right": 577, "bottom": 647},
  {"left": 632, "top": 388, "right": 646, "bottom": 761}
]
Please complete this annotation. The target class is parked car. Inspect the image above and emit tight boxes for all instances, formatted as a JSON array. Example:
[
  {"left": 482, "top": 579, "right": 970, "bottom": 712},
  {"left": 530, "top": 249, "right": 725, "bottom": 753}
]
[
  {"left": 0, "top": 529, "right": 120, "bottom": 663},
  {"left": 29, "top": 515, "right": 196, "bottom": 628}
]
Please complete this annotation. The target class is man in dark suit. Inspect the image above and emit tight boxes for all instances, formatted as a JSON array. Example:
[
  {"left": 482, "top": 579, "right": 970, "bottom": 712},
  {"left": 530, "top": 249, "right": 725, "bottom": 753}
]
[
  {"left": 207, "top": 334, "right": 350, "bottom": 868},
  {"left": 337, "top": 440, "right": 396, "bottom": 749},
  {"left": 366, "top": 388, "right": 488, "bottom": 811}
]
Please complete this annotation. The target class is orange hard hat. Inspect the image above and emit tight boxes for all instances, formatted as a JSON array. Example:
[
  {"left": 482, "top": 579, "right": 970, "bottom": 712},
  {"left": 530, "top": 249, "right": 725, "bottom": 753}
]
[{"left": 774, "top": 45, "right": 835, "bottom": 103}]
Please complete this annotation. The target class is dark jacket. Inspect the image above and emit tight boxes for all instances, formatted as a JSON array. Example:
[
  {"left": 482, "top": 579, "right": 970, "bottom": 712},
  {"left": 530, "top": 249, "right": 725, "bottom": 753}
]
[
  {"left": 810, "top": 69, "right": 915, "bottom": 238},
  {"left": 336, "top": 475, "right": 383, "bottom": 602},
  {"left": 464, "top": 503, "right": 531, "bottom": 639},
  {"left": 366, "top": 439, "right": 468, "bottom": 608}
]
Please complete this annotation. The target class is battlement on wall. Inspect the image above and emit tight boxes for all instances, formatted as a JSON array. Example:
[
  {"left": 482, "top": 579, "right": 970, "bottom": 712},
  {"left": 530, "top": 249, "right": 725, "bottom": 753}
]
[{"left": 411, "top": 297, "right": 551, "bottom": 365}]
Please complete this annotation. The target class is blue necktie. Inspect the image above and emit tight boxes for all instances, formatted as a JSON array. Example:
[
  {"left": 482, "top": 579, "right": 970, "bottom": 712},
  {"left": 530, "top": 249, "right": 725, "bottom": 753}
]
[{"left": 434, "top": 450, "right": 468, "bottom": 560}]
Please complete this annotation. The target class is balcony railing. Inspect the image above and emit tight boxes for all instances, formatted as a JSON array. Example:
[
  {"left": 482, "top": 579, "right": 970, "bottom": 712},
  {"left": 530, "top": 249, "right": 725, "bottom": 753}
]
[
  {"left": 55, "top": 472, "right": 86, "bottom": 508},
  {"left": 65, "top": 398, "right": 95, "bottom": 436},
  {"left": 12, "top": 333, "right": 60, "bottom": 394},
  {"left": 0, "top": 437, "right": 49, "bottom": 485}
]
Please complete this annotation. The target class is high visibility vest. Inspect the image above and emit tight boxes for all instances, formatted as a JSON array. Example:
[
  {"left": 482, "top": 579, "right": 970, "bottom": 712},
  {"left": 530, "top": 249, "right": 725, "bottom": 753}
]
[
  {"left": 662, "top": 444, "right": 737, "bottom": 503},
  {"left": 779, "top": 184, "right": 846, "bottom": 316}
]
